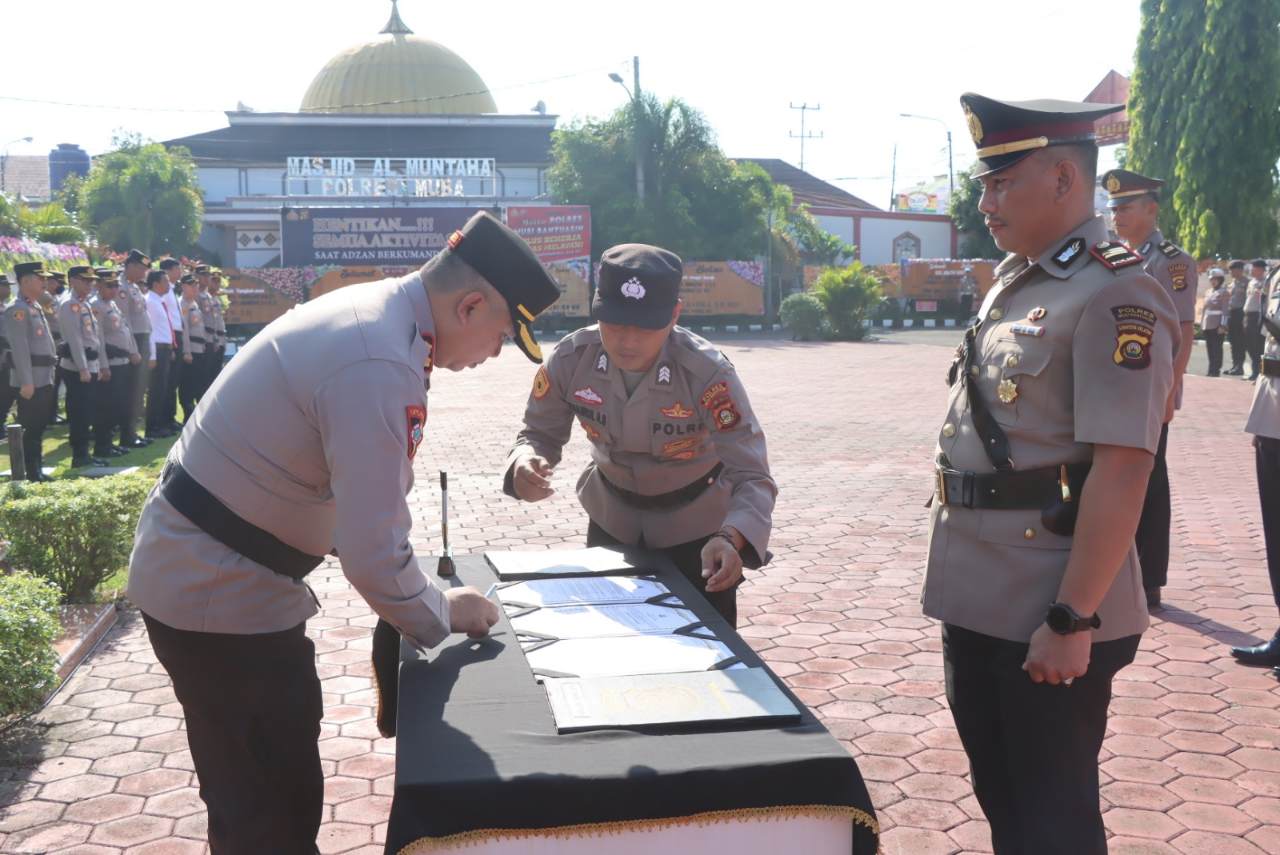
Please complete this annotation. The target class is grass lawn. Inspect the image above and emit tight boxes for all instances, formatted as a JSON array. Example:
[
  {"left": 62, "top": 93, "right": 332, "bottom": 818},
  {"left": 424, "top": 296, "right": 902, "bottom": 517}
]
[{"left": 2, "top": 421, "right": 178, "bottom": 480}]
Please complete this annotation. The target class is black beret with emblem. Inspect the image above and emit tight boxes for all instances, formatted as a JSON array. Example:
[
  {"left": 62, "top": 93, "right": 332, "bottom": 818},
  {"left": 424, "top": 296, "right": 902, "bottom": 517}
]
[
  {"left": 592, "top": 243, "right": 684, "bottom": 331},
  {"left": 67, "top": 265, "right": 99, "bottom": 281},
  {"left": 124, "top": 249, "right": 150, "bottom": 266},
  {"left": 1101, "top": 169, "right": 1164, "bottom": 207},
  {"left": 960, "top": 93, "right": 1125, "bottom": 177},
  {"left": 444, "top": 210, "right": 561, "bottom": 364},
  {"left": 13, "top": 261, "right": 53, "bottom": 280}
]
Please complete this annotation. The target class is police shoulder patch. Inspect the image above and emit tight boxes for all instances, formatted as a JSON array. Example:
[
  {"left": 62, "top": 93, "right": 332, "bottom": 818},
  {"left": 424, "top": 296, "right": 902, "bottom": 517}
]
[
  {"left": 1158, "top": 240, "right": 1180, "bottom": 259},
  {"left": 1110, "top": 305, "right": 1157, "bottom": 370},
  {"left": 405, "top": 405, "right": 426, "bottom": 460},
  {"left": 69, "top": 302, "right": 81, "bottom": 314},
  {"left": 1167, "top": 262, "right": 1190, "bottom": 291},
  {"left": 12, "top": 309, "right": 24, "bottom": 321},
  {"left": 1090, "top": 241, "right": 1144, "bottom": 271},
  {"left": 532, "top": 365, "right": 551, "bottom": 399}
]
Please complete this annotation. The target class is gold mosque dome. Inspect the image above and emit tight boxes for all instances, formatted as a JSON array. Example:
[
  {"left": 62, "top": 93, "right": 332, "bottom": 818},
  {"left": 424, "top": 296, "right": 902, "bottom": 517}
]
[{"left": 299, "top": 0, "right": 498, "bottom": 116}]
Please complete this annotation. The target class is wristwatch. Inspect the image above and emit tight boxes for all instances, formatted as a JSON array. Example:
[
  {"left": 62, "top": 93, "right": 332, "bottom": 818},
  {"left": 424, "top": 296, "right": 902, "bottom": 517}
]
[{"left": 1045, "top": 602, "right": 1101, "bottom": 635}]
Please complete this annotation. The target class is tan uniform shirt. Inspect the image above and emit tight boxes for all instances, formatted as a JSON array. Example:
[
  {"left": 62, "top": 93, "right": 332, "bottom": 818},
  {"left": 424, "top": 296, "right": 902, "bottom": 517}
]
[
  {"left": 120, "top": 273, "right": 152, "bottom": 337},
  {"left": 90, "top": 294, "right": 138, "bottom": 366},
  {"left": 1246, "top": 272, "right": 1280, "bottom": 440},
  {"left": 1136, "top": 230, "right": 1194, "bottom": 411},
  {"left": 56, "top": 294, "right": 101, "bottom": 374},
  {"left": 505, "top": 325, "right": 776, "bottom": 560},
  {"left": 128, "top": 273, "right": 450, "bottom": 648},
  {"left": 2, "top": 297, "right": 56, "bottom": 388},
  {"left": 922, "top": 216, "right": 1178, "bottom": 643},
  {"left": 1201, "top": 286, "right": 1230, "bottom": 331},
  {"left": 180, "top": 297, "right": 206, "bottom": 355}
]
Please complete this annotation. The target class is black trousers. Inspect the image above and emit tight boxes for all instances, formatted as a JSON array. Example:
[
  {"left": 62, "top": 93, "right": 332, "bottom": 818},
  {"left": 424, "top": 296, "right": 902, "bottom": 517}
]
[
  {"left": 1244, "top": 312, "right": 1263, "bottom": 375},
  {"left": 165, "top": 338, "right": 183, "bottom": 424},
  {"left": 179, "top": 352, "right": 204, "bottom": 422},
  {"left": 127, "top": 333, "right": 150, "bottom": 444},
  {"left": 15, "top": 384, "right": 53, "bottom": 478},
  {"left": 111, "top": 362, "right": 136, "bottom": 446},
  {"left": 1136, "top": 422, "right": 1171, "bottom": 590},
  {"left": 0, "top": 366, "right": 14, "bottom": 425},
  {"left": 1229, "top": 307, "right": 1245, "bottom": 369},
  {"left": 199, "top": 349, "right": 219, "bottom": 399},
  {"left": 586, "top": 520, "right": 738, "bottom": 626},
  {"left": 1205, "top": 329, "right": 1225, "bottom": 376},
  {"left": 142, "top": 613, "right": 323, "bottom": 855},
  {"left": 93, "top": 364, "right": 128, "bottom": 456},
  {"left": 943, "top": 624, "right": 1141, "bottom": 855},
  {"left": 146, "top": 345, "right": 172, "bottom": 433},
  {"left": 1258, "top": 436, "right": 1280, "bottom": 610},
  {"left": 59, "top": 366, "right": 96, "bottom": 459}
]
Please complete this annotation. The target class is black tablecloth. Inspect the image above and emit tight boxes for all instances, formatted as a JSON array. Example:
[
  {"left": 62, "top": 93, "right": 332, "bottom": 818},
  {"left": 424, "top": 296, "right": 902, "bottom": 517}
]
[{"left": 384, "top": 552, "right": 879, "bottom": 855}]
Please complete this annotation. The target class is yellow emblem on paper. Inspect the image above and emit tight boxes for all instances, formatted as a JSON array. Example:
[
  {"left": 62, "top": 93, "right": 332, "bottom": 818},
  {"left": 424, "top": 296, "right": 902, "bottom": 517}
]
[
  {"left": 1105, "top": 175, "right": 1121, "bottom": 193},
  {"left": 965, "top": 106, "right": 983, "bottom": 145},
  {"left": 996, "top": 378, "right": 1019, "bottom": 404}
]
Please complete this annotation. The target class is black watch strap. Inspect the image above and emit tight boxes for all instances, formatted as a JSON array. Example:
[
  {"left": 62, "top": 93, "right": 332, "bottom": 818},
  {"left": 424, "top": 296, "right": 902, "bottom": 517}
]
[{"left": 1047, "top": 602, "right": 1101, "bottom": 634}]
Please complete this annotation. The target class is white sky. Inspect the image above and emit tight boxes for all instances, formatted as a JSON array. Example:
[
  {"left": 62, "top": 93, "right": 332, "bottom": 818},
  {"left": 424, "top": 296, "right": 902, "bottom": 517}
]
[{"left": 3, "top": 0, "right": 1138, "bottom": 209}]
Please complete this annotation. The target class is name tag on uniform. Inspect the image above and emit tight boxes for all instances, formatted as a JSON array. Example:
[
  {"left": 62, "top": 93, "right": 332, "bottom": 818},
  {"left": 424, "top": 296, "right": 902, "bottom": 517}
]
[{"left": 1009, "top": 323, "right": 1045, "bottom": 337}]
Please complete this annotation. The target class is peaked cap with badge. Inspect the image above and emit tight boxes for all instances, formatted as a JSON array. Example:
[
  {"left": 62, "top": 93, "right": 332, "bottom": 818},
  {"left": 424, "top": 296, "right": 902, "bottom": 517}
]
[
  {"left": 592, "top": 243, "right": 684, "bottom": 330},
  {"left": 67, "top": 265, "right": 100, "bottom": 281},
  {"left": 1101, "top": 169, "right": 1164, "bottom": 206},
  {"left": 960, "top": 92, "right": 1123, "bottom": 177},
  {"left": 445, "top": 210, "right": 561, "bottom": 363},
  {"left": 13, "top": 261, "right": 54, "bottom": 280}
]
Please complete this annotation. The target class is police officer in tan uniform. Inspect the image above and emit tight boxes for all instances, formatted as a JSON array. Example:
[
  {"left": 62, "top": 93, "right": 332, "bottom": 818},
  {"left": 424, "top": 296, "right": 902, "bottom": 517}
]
[
  {"left": 90, "top": 269, "right": 140, "bottom": 459},
  {"left": 0, "top": 273, "right": 15, "bottom": 428},
  {"left": 3, "top": 262, "right": 58, "bottom": 480},
  {"left": 128, "top": 211, "right": 560, "bottom": 854},
  {"left": 177, "top": 274, "right": 206, "bottom": 422},
  {"left": 1232, "top": 268, "right": 1280, "bottom": 668},
  {"left": 194, "top": 265, "right": 218, "bottom": 397},
  {"left": 1202, "top": 268, "right": 1230, "bottom": 376},
  {"left": 1103, "top": 169, "right": 1197, "bottom": 609},
  {"left": 923, "top": 94, "right": 1178, "bottom": 855},
  {"left": 206, "top": 269, "right": 227, "bottom": 385},
  {"left": 504, "top": 244, "right": 776, "bottom": 625},
  {"left": 119, "top": 250, "right": 153, "bottom": 449},
  {"left": 58, "top": 266, "right": 106, "bottom": 468}
]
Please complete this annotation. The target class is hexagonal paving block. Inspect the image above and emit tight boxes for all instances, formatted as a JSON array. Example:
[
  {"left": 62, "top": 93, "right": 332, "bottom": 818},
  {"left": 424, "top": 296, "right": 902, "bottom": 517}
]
[
  {"left": 88, "top": 813, "right": 174, "bottom": 847},
  {"left": 143, "top": 788, "right": 205, "bottom": 819},
  {"left": 63, "top": 793, "right": 146, "bottom": 824}
]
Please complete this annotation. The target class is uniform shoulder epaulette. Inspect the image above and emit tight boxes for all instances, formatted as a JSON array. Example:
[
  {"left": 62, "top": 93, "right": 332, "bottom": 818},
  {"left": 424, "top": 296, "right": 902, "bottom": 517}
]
[
  {"left": 670, "top": 326, "right": 731, "bottom": 380},
  {"left": 1158, "top": 239, "right": 1181, "bottom": 259},
  {"left": 554, "top": 325, "right": 600, "bottom": 359},
  {"left": 1090, "top": 241, "right": 1144, "bottom": 271}
]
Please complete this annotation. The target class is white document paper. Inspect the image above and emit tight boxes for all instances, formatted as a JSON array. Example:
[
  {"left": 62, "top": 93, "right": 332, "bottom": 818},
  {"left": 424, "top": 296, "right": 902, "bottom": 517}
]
[
  {"left": 499, "top": 576, "right": 673, "bottom": 607},
  {"left": 510, "top": 603, "right": 699, "bottom": 640},
  {"left": 525, "top": 634, "right": 739, "bottom": 680},
  {"left": 486, "top": 547, "right": 639, "bottom": 579}
]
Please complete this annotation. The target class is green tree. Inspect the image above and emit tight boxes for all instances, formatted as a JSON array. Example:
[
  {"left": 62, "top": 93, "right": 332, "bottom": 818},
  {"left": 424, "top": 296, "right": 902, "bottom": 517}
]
[
  {"left": 949, "top": 167, "right": 1001, "bottom": 259},
  {"left": 549, "top": 95, "right": 773, "bottom": 260},
  {"left": 80, "top": 134, "right": 203, "bottom": 256},
  {"left": 0, "top": 193, "right": 22, "bottom": 237},
  {"left": 19, "top": 203, "right": 85, "bottom": 245},
  {"left": 812, "top": 262, "right": 882, "bottom": 340},
  {"left": 1129, "top": 0, "right": 1280, "bottom": 255}
]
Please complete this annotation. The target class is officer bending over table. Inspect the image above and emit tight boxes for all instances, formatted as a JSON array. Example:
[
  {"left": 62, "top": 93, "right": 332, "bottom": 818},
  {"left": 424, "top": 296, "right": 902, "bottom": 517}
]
[
  {"left": 504, "top": 244, "right": 776, "bottom": 625},
  {"left": 127, "top": 211, "right": 561, "bottom": 854}
]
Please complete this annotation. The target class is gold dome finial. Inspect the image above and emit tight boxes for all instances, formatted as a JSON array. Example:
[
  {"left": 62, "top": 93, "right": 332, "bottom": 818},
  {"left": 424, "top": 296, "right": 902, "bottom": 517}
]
[{"left": 380, "top": 0, "right": 413, "bottom": 35}]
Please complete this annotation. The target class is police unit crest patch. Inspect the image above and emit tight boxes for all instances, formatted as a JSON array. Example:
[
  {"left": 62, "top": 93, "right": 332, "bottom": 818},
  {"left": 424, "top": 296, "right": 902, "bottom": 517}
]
[
  {"left": 700, "top": 382, "right": 730, "bottom": 408},
  {"left": 712, "top": 400, "right": 741, "bottom": 431},
  {"left": 1111, "top": 305, "right": 1157, "bottom": 370},
  {"left": 532, "top": 365, "right": 551, "bottom": 399},
  {"left": 1168, "top": 262, "right": 1189, "bottom": 291},
  {"left": 405, "top": 405, "right": 426, "bottom": 460}
]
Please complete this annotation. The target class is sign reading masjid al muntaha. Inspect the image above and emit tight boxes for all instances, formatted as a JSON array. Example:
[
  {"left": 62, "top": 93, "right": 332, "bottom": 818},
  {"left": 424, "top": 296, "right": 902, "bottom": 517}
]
[
  {"left": 284, "top": 156, "right": 497, "bottom": 198},
  {"left": 281, "top": 206, "right": 481, "bottom": 266}
]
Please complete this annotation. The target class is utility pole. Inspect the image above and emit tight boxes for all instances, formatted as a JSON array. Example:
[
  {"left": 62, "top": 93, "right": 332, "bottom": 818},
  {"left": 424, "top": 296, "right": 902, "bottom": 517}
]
[
  {"left": 632, "top": 56, "right": 645, "bottom": 201},
  {"left": 789, "top": 103, "right": 823, "bottom": 172},
  {"left": 889, "top": 144, "right": 898, "bottom": 211}
]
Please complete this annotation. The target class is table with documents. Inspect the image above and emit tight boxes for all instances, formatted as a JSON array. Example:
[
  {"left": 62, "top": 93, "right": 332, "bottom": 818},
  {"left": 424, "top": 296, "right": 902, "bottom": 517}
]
[{"left": 384, "top": 550, "right": 879, "bottom": 855}]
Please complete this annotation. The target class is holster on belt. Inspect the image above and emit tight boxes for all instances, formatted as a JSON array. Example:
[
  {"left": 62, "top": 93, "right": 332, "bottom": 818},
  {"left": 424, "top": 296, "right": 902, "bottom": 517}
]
[{"left": 934, "top": 462, "right": 1092, "bottom": 536}]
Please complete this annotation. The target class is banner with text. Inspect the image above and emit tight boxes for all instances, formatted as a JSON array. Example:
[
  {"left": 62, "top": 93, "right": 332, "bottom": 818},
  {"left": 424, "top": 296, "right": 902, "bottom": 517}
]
[
  {"left": 281, "top": 206, "right": 480, "bottom": 267},
  {"left": 507, "top": 205, "right": 592, "bottom": 318},
  {"left": 680, "top": 261, "right": 765, "bottom": 316},
  {"left": 223, "top": 271, "right": 300, "bottom": 326}
]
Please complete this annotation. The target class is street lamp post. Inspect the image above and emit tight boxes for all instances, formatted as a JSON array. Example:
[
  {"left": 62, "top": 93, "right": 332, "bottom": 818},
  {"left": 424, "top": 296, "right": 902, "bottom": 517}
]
[
  {"left": 1, "top": 136, "right": 34, "bottom": 196},
  {"left": 898, "top": 114, "right": 953, "bottom": 206},
  {"left": 608, "top": 57, "right": 645, "bottom": 201}
]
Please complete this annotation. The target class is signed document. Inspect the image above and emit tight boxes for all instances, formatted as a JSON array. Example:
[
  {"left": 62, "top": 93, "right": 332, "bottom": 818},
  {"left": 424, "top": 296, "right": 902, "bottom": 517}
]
[
  {"left": 486, "top": 547, "right": 639, "bottom": 579},
  {"left": 498, "top": 576, "right": 672, "bottom": 607}
]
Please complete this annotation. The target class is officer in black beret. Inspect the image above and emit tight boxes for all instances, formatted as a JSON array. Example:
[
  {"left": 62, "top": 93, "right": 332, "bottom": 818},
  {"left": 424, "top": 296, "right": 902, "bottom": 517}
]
[
  {"left": 127, "top": 210, "right": 560, "bottom": 852},
  {"left": 505, "top": 243, "right": 777, "bottom": 625},
  {"left": 925, "top": 93, "right": 1178, "bottom": 855}
]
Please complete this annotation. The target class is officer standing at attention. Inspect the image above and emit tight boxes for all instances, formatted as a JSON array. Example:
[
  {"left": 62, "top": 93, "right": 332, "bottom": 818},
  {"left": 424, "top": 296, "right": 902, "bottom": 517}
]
[
  {"left": 176, "top": 273, "right": 206, "bottom": 423},
  {"left": 1231, "top": 267, "right": 1280, "bottom": 669},
  {"left": 206, "top": 270, "right": 227, "bottom": 384},
  {"left": 58, "top": 266, "right": 106, "bottom": 468},
  {"left": 1202, "top": 269, "right": 1230, "bottom": 377},
  {"left": 504, "top": 244, "right": 776, "bottom": 625},
  {"left": 41, "top": 272, "right": 67, "bottom": 426},
  {"left": 1102, "top": 169, "right": 1196, "bottom": 609},
  {"left": 193, "top": 265, "right": 218, "bottom": 398},
  {"left": 923, "top": 93, "right": 1177, "bottom": 855},
  {"left": 91, "top": 269, "right": 139, "bottom": 459},
  {"left": 158, "top": 258, "right": 185, "bottom": 433},
  {"left": 127, "top": 211, "right": 561, "bottom": 854},
  {"left": 120, "top": 250, "right": 153, "bottom": 449},
  {"left": 1244, "top": 259, "right": 1268, "bottom": 381},
  {"left": 0, "top": 273, "right": 15, "bottom": 428},
  {"left": 1227, "top": 260, "right": 1250, "bottom": 375},
  {"left": 2, "top": 262, "right": 58, "bottom": 480}
]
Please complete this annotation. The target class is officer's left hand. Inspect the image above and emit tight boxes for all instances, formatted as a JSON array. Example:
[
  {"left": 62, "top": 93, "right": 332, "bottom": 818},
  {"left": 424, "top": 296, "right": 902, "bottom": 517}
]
[
  {"left": 129, "top": 353, "right": 141, "bottom": 365},
  {"left": 183, "top": 353, "right": 193, "bottom": 364},
  {"left": 1023, "top": 623, "right": 1091, "bottom": 685},
  {"left": 701, "top": 534, "right": 743, "bottom": 593},
  {"left": 100, "top": 367, "right": 111, "bottom": 381}
]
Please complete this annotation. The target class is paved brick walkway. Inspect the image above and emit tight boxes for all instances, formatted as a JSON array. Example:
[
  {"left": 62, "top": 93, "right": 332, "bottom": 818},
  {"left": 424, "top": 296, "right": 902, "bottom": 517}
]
[{"left": 1, "top": 335, "right": 1277, "bottom": 854}]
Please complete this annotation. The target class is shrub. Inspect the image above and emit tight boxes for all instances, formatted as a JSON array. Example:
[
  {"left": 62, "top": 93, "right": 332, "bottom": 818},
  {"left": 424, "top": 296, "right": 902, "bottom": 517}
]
[
  {"left": 812, "top": 263, "right": 884, "bottom": 340},
  {"left": 0, "top": 473, "right": 153, "bottom": 603},
  {"left": 0, "top": 572, "right": 61, "bottom": 718},
  {"left": 779, "top": 293, "right": 824, "bottom": 341}
]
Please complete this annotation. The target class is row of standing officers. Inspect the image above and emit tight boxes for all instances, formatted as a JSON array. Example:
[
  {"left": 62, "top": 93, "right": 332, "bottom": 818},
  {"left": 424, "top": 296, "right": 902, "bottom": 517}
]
[{"left": 0, "top": 252, "right": 226, "bottom": 478}]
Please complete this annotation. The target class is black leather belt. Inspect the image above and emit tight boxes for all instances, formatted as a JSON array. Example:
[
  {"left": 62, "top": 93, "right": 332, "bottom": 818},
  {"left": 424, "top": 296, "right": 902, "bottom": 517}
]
[
  {"left": 160, "top": 461, "right": 325, "bottom": 581},
  {"left": 105, "top": 344, "right": 131, "bottom": 359},
  {"left": 599, "top": 462, "right": 724, "bottom": 511},
  {"left": 30, "top": 354, "right": 55, "bottom": 367},
  {"left": 190, "top": 335, "right": 205, "bottom": 344},
  {"left": 1264, "top": 357, "right": 1280, "bottom": 377},
  {"left": 57, "top": 345, "right": 98, "bottom": 361},
  {"left": 935, "top": 462, "right": 1091, "bottom": 510}
]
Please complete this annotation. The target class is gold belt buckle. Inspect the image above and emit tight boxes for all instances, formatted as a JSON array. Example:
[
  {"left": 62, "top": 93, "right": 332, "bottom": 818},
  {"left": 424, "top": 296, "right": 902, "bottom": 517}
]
[{"left": 936, "top": 469, "right": 948, "bottom": 506}]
